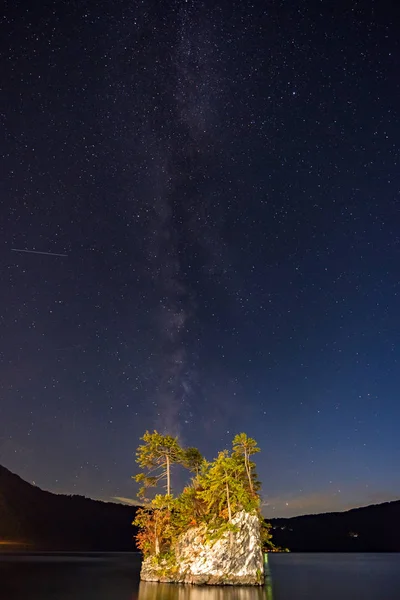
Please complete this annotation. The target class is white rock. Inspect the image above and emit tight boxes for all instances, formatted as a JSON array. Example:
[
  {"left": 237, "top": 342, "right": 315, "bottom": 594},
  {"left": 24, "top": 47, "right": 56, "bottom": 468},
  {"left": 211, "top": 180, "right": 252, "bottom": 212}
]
[{"left": 140, "top": 510, "right": 264, "bottom": 586}]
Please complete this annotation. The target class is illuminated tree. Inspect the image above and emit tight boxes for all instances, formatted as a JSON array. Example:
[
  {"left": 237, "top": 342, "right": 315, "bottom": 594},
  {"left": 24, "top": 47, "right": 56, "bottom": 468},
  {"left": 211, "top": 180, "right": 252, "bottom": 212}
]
[
  {"left": 198, "top": 451, "right": 247, "bottom": 523},
  {"left": 232, "top": 433, "right": 260, "bottom": 495},
  {"left": 133, "top": 495, "right": 175, "bottom": 556},
  {"left": 182, "top": 447, "right": 204, "bottom": 477},
  {"left": 134, "top": 430, "right": 183, "bottom": 499}
]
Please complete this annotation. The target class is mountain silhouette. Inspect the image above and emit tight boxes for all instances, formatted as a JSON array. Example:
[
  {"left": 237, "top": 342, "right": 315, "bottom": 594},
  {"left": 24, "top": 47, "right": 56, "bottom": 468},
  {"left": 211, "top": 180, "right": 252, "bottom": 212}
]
[
  {"left": 269, "top": 499, "right": 400, "bottom": 552},
  {"left": 0, "top": 464, "right": 138, "bottom": 551}
]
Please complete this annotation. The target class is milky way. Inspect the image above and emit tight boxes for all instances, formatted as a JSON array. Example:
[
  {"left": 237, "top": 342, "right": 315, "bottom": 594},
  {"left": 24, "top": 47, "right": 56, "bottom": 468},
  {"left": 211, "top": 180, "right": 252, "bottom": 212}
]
[{"left": 131, "top": 2, "right": 225, "bottom": 435}]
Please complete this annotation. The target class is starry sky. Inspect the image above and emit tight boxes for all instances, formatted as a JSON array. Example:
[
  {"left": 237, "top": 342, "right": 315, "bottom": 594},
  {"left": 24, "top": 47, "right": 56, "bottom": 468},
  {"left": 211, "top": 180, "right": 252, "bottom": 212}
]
[{"left": 1, "top": 0, "right": 400, "bottom": 518}]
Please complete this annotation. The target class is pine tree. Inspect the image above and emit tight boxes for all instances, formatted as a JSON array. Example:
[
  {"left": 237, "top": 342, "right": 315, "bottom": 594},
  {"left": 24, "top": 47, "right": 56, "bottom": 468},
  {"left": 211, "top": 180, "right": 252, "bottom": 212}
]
[
  {"left": 198, "top": 451, "right": 246, "bottom": 523},
  {"left": 134, "top": 430, "right": 183, "bottom": 499},
  {"left": 182, "top": 447, "right": 204, "bottom": 477},
  {"left": 232, "top": 433, "right": 260, "bottom": 495},
  {"left": 197, "top": 450, "right": 253, "bottom": 546},
  {"left": 133, "top": 495, "right": 175, "bottom": 556}
]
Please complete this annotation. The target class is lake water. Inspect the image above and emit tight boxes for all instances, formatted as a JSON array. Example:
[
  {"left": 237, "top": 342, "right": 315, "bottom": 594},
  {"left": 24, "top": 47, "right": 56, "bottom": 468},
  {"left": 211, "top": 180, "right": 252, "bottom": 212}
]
[{"left": 1, "top": 552, "right": 400, "bottom": 599}]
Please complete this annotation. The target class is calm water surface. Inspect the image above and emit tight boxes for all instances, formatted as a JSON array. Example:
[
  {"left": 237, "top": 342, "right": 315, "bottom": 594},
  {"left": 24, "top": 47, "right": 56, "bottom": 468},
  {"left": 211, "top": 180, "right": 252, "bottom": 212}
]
[{"left": 1, "top": 552, "right": 400, "bottom": 600}]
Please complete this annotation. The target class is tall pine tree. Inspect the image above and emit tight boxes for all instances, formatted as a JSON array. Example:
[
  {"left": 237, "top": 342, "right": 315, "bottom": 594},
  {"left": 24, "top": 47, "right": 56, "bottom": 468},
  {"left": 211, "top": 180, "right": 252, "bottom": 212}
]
[
  {"left": 232, "top": 433, "right": 260, "bottom": 495},
  {"left": 134, "top": 430, "right": 183, "bottom": 499}
]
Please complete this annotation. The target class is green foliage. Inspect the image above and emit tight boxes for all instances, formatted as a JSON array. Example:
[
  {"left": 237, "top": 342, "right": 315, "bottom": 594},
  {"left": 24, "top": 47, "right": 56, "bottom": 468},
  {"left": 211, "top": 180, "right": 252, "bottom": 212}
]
[
  {"left": 182, "top": 447, "right": 204, "bottom": 476},
  {"left": 172, "top": 484, "right": 207, "bottom": 530},
  {"left": 132, "top": 431, "right": 282, "bottom": 556},
  {"left": 198, "top": 450, "right": 259, "bottom": 524},
  {"left": 133, "top": 430, "right": 184, "bottom": 499},
  {"left": 156, "top": 550, "right": 179, "bottom": 575},
  {"left": 232, "top": 433, "right": 261, "bottom": 495}
]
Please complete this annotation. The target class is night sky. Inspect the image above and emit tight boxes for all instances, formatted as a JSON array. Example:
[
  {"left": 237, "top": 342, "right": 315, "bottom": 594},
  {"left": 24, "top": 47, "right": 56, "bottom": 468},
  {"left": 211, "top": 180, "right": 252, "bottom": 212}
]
[{"left": 2, "top": 0, "right": 400, "bottom": 518}]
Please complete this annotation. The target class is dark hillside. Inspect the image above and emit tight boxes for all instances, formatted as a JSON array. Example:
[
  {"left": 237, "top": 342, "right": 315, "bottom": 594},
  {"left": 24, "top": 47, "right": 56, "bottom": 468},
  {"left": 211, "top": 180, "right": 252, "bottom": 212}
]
[
  {"left": 269, "top": 500, "right": 400, "bottom": 552},
  {"left": 0, "top": 464, "right": 138, "bottom": 551}
]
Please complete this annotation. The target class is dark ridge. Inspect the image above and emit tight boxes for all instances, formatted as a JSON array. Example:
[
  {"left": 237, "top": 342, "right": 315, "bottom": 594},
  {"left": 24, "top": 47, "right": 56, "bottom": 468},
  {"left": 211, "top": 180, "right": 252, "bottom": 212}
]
[
  {"left": 0, "top": 464, "right": 138, "bottom": 551},
  {"left": 268, "top": 500, "right": 400, "bottom": 552}
]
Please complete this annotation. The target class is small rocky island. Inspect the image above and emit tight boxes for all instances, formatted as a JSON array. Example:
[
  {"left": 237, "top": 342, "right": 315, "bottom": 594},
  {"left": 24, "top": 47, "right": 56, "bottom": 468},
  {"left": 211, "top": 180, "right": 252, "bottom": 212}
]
[{"left": 133, "top": 431, "right": 280, "bottom": 585}]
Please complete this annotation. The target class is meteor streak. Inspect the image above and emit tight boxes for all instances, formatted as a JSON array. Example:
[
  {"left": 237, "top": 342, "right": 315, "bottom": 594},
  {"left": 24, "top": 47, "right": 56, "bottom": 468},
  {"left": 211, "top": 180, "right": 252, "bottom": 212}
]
[{"left": 11, "top": 248, "right": 68, "bottom": 258}]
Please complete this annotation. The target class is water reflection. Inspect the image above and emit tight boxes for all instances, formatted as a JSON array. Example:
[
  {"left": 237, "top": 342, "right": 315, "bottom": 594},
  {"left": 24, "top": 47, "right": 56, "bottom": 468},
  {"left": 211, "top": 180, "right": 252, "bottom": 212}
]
[
  {"left": 3, "top": 553, "right": 400, "bottom": 600},
  {"left": 138, "top": 581, "right": 273, "bottom": 600}
]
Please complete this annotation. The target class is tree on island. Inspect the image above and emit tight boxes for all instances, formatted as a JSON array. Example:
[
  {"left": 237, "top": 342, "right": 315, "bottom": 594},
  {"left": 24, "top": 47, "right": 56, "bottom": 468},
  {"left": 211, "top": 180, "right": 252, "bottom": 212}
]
[
  {"left": 134, "top": 495, "right": 173, "bottom": 556},
  {"left": 197, "top": 450, "right": 250, "bottom": 546},
  {"left": 232, "top": 433, "right": 260, "bottom": 495},
  {"left": 134, "top": 430, "right": 183, "bottom": 498},
  {"left": 182, "top": 447, "right": 204, "bottom": 477},
  {"left": 132, "top": 431, "right": 284, "bottom": 562}
]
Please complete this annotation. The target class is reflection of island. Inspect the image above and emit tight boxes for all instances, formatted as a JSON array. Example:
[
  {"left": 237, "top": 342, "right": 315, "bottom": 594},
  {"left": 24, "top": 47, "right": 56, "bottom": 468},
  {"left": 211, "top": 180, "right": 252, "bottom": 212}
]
[{"left": 138, "top": 581, "right": 273, "bottom": 600}]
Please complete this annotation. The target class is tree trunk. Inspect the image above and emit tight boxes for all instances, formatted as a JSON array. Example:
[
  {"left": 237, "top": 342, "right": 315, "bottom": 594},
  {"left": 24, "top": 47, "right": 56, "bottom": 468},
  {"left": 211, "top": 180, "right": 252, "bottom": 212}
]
[
  {"left": 154, "top": 519, "right": 160, "bottom": 555},
  {"left": 244, "top": 449, "right": 253, "bottom": 494},
  {"left": 166, "top": 455, "right": 170, "bottom": 496},
  {"left": 225, "top": 480, "right": 232, "bottom": 522},
  {"left": 225, "top": 476, "right": 233, "bottom": 547}
]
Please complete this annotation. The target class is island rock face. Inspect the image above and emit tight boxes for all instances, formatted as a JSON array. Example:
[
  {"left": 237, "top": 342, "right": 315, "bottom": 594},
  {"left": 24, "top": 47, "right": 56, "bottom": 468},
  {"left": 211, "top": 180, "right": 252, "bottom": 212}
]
[{"left": 140, "top": 510, "right": 264, "bottom": 586}]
